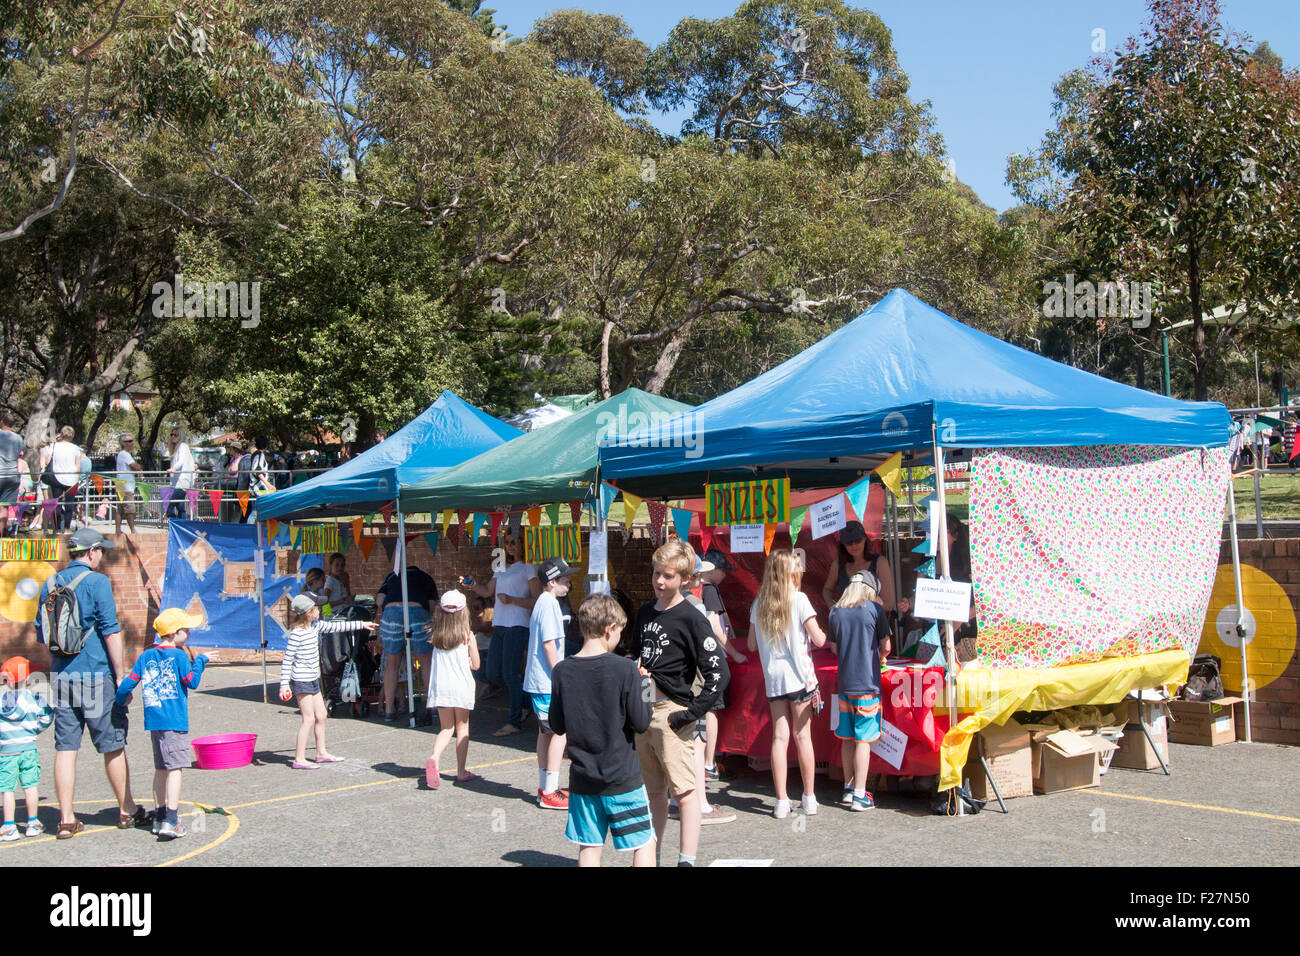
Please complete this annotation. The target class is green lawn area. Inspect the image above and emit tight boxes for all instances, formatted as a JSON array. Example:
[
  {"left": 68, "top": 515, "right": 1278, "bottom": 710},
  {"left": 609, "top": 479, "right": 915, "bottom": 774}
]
[{"left": 1233, "top": 472, "right": 1300, "bottom": 521}]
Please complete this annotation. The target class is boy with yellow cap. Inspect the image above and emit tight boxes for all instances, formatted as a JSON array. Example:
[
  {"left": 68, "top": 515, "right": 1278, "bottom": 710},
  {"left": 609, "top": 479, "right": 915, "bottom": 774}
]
[{"left": 114, "top": 608, "right": 209, "bottom": 840}]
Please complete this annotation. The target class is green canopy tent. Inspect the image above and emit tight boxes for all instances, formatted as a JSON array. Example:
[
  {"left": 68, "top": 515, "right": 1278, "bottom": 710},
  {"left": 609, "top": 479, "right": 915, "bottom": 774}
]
[{"left": 399, "top": 389, "right": 694, "bottom": 585}]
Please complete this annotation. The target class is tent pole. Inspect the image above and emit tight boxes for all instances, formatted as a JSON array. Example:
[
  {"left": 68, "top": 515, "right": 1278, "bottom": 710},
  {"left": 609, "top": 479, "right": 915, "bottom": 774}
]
[
  {"left": 257, "top": 518, "right": 268, "bottom": 704},
  {"left": 397, "top": 509, "right": 416, "bottom": 729},
  {"left": 932, "top": 430, "right": 960, "bottom": 810},
  {"left": 1225, "top": 478, "right": 1251, "bottom": 742}
]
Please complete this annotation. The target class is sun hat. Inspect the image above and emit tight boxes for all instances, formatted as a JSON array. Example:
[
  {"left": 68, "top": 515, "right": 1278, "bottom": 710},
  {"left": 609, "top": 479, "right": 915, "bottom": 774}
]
[
  {"left": 154, "top": 608, "right": 203, "bottom": 637},
  {"left": 839, "top": 521, "right": 867, "bottom": 544},
  {"left": 440, "top": 590, "right": 467, "bottom": 612}
]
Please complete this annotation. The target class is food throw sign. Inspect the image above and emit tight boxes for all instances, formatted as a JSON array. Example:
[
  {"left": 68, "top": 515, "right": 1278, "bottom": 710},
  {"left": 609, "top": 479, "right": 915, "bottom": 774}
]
[{"left": 705, "top": 478, "right": 790, "bottom": 527}]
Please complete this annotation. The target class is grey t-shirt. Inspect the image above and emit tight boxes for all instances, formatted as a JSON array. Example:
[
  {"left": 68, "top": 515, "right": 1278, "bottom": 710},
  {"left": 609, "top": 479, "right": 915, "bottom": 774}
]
[{"left": 0, "top": 430, "right": 22, "bottom": 479}]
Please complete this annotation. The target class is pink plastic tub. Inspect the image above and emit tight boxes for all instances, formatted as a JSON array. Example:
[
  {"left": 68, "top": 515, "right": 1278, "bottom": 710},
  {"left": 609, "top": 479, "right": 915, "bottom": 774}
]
[{"left": 191, "top": 733, "right": 258, "bottom": 770}]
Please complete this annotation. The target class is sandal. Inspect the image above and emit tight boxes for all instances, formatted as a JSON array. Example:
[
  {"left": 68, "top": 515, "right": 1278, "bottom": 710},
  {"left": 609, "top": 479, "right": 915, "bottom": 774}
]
[
  {"left": 119, "top": 807, "right": 152, "bottom": 829},
  {"left": 56, "top": 820, "right": 85, "bottom": 840},
  {"left": 455, "top": 772, "right": 480, "bottom": 784},
  {"left": 290, "top": 761, "right": 319, "bottom": 770},
  {"left": 492, "top": 723, "right": 522, "bottom": 737},
  {"left": 426, "top": 758, "right": 440, "bottom": 789}
]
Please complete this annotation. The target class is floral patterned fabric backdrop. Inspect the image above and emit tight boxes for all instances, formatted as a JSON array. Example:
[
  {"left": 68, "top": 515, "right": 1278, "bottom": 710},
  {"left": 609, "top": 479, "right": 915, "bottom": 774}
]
[{"left": 969, "top": 445, "right": 1231, "bottom": 669}]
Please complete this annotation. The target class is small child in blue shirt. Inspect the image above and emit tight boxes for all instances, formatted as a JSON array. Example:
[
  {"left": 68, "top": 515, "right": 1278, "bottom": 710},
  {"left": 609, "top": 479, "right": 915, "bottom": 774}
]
[
  {"left": 0, "top": 656, "right": 52, "bottom": 839},
  {"left": 115, "top": 608, "right": 209, "bottom": 840}
]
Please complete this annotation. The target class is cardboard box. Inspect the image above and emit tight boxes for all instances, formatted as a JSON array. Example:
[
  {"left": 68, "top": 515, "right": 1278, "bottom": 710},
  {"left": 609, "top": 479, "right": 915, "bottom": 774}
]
[
  {"left": 1029, "top": 728, "right": 1117, "bottom": 794},
  {"left": 1110, "top": 698, "right": 1171, "bottom": 770},
  {"left": 965, "top": 718, "right": 1033, "bottom": 800},
  {"left": 1168, "top": 697, "right": 1241, "bottom": 746}
]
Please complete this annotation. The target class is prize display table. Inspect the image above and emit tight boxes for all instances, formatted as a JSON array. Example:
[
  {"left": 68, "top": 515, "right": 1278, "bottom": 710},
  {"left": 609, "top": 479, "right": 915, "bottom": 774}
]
[{"left": 715, "top": 649, "right": 950, "bottom": 777}]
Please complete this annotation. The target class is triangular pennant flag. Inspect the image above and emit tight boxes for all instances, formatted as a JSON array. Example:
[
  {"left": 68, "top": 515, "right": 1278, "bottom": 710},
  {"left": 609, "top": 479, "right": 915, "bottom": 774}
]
[
  {"left": 13, "top": 503, "right": 28, "bottom": 521},
  {"left": 159, "top": 486, "right": 175, "bottom": 510},
  {"left": 472, "top": 513, "right": 490, "bottom": 546},
  {"left": 622, "top": 492, "right": 642, "bottom": 526},
  {"left": 526, "top": 507, "right": 542, "bottom": 527},
  {"left": 236, "top": 490, "right": 250, "bottom": 517},
  {"left": 845, "top": 475, "right": 871, "bottom": 524},
  {"left": 351, "top": 517, "right": 364, "bottom": 544},
  {"left": 598, "top": 482, "right": 618, "bottom": 521},
  {"left": 489, "top": 512, "right": 504, "bottom": 543},
  {"left": 763, "top": 523, "right": 778, "bottom": 554},
  {"left": 288, "top": 526, "right": 300, "bottom": 550},
  {"left": 359, "top": 537, "right": 375, "bottom": 561},
  {"left": 446, "top": 523, "right": 460, "bottom": 549},
  {"left": 457, "top": 510, "right": 470, "bottom": 529},
  {"left": 42, "top": 499, "right": 58, "bottom": 521},
  {"left": 379, "top": 503, "right": 393, "bottom": 531},
  {"left": 620, "top": 522, "right": 633, "bottom": 546},
  {"left": 137, "top": 482, "right": 154, "bottom": 504},
  {"left": 186, "top": 488, "right": 198, "bottom": 516},
  {"left": 508, "top": 512, "right": 523, "bottom": 536},
  {"left": 380, "top": 537, "right": 397, "bottom": 562},
  {"left": 424, "top": 531, "right": 440, "bottom": 556},
  {"left": 207, "top": 489, "right": 222, "bottom": 515},
  {"left": 671, "top": 507, "right": 693, "bottom": 541},
  {"left": 569, "top": 501, "right": 582, "bottom": 524},
  {"left": 647, "top": 500, "right": 667, "bottom": 542},
  {"left": 919, "top": 490, "right": 939, "bottom": 509},
  {"left": 112, "top": 478, "right": 126, "bottom": 500},
  {"left": 441, "top": 510, "right": 452, "bottom": 535},
  {"left": 872, "top": 451, "right": 904, "bottom": 499},
  {"left": 340, "top": 533, "right": 351, "bottom": 555},
  {"left": 267, "top": 519, "right": 279, "bottom": 542},
  {"left": 91, "top": 474, "right": 104, "bottom": 493},
  {"left": 912, "top": 538, "right": 931, "bottom": 553},
  {"left": 917, "top": 556, "right": 937, "bottom": 577},
  {"left": 544, "top": 502, "right": 561, "bottom": 526},
  {"left": 700, "top": 523, "right": 714, "bottom": 555},
  {"left": 926, "top": 640, "right": 946, "bottom": 669},
  {"left": 788, "top": 506, "right": 808, "bottom": 541}
]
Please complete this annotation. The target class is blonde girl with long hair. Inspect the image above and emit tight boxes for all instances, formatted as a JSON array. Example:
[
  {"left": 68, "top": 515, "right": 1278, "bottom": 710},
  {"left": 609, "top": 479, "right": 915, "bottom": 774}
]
[
  {"left": 424, "top": 590, "right": 481, "bottom": 788},
  {"left": 747, "top": 550, "right": 827, "bottom": 818}
]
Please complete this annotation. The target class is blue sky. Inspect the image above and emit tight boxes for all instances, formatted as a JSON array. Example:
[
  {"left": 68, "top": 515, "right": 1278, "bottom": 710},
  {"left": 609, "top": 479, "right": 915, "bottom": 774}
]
[{"left": 488, "top": 0, "right": 1296, "bottom": 213}]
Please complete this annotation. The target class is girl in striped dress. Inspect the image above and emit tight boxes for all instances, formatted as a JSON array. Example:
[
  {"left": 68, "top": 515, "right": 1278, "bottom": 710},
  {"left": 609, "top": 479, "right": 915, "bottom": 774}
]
[{"left": 279, "top": 594, "right": 378, "bottom": 769}]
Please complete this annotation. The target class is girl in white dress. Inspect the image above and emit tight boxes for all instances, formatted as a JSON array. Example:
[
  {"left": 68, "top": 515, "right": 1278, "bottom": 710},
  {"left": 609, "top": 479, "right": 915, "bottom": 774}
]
[{"left": 425, "top": 590, "right": 481, "bottom": 788}]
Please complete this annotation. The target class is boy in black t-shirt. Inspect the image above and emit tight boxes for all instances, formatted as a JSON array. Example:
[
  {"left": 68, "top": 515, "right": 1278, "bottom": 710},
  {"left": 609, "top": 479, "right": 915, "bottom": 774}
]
[
  {"left": 629, "top": 540, "right": 728, "bottom": 868},
  {"left": 549, "top": 594, "right": 654, "bottom": 867}
]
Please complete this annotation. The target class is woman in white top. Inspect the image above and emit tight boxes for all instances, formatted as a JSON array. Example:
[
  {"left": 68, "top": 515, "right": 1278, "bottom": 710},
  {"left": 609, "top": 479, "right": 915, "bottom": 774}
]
[
  {"left": 47, "top": 426, "right": 82, "bottom": 531},
  {"left": 459, "top": 529, "right": 540, "bottom": 737},
  {"left": 747, "top": 549, "right": 827, "bottom": 819}
]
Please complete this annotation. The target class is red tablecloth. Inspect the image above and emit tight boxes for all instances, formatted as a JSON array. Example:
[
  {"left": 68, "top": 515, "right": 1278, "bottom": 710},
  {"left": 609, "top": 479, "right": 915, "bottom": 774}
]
[{"left": 715, "top": 650, "right": 949, "bottom": 777}]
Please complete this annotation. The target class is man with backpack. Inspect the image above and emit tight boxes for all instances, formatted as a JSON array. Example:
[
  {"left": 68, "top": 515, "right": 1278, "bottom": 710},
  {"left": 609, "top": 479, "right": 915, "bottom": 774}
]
[{"left": 35, "top": 528, "right": 150, "bottom": 839}]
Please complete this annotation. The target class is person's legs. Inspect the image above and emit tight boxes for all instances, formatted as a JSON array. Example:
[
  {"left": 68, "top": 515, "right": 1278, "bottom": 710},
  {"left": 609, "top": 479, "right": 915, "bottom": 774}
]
[
  {"left": 704, "top": 710, "right": 720, "bottom": 770},
  {"left": 2, "top": 790, "right": 13, "bottom": 823},
  {"left": 841, "top": 738, "right": 855, "bottom": 792},
  {"left": 675, "top": 785, "right": 700, "bottom": 860},
  {"left": 294, "top": 694, "right": 314, "bottom": 763},
  {"left": 536, "top": 730, "right": 551, "bottom": 787},
  {"left": 165, "top": 769, "right": 182, "bottom": 812},
  {"left": 853, "top": 741, "right": 872, "bottom": 795},
  {"left": 485, "top": 626, "right": 505, "bottom": 687},
  {"left": 453, "top": 709, "right": 471, "bottom": 777},
  {"left": 647, "top": 790, "right": 669, "bottom": 848},
  {"left": 769, "top": 699, "right": 791, "bottom": 801},
  {"left": 790, "top": 698, "right": 816, "bottom": 797},
  {"left": 504, "top": 627, "right": 528, "bottom": 729},
  {"left": 577, "top": 845, "right": 603, "bottom": 867},
  {"left": 694, "top": 735, "right": 710, "bottom": 812},
  {"left": 382, "top": 653, "right": 401, "bottom": 716},
  {"left": 546, "top": 733, "right": 566, "bottom": 788},
  {"left": 631, "top": 841, "right": 656, "bottom": 867},
  {"left": 311, "top": 694, "right": 332, "bottom": 758},
  {"left": 153, "top": 769, "right": 167, "bottom": 811},
  {"left": 102, "top": 748, "right": 138, "bottom": 816},
  {"left": 55, "top": 750, "right": 76, "bottom": 824},
  {"left": 22, "top": 786, "right": 38, "bottom": 823},
  {"left": 430, "top": 707, "right": 455, "bottom": 768}
]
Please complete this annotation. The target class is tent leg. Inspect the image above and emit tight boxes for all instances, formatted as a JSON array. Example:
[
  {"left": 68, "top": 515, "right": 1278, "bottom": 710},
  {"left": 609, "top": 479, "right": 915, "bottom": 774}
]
[
  {"left": 257, "top": 519, "right": 268, "bottom": 704},
  {"left": 398, "top": 510, "right": 416, "bottom": 729},
  {"left": 932, "top": 434, "right": 961, "bottom": 813},
  {"left": 1225, "top": 478, "right": 1252, "bottom": 742},
  {"left": 977, "top": 734, "right": 1008, "bottom": 814}
]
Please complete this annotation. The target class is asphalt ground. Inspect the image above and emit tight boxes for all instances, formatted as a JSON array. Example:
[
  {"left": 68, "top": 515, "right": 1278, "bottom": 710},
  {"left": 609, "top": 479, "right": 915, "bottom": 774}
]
[{"left": 4, "top": 663, "right": 1297, "bottom": 868}]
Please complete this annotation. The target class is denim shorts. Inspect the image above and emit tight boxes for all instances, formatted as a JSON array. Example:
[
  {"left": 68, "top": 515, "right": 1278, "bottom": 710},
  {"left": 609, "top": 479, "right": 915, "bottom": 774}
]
[
  {"left": 380, "top": 604, "right": 432, "bottom": 656},
  {"left": 52, "top": 674, "right": 128, "bottom": 754},
  {"left": 290, "top": 680, "right": 321, "bottom": 696}
]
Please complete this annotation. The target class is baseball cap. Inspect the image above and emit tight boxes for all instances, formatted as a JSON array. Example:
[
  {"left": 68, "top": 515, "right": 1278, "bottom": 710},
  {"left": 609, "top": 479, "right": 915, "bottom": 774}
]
[
  {"left": 839, "top": 520, "right": 867, "bottom": 544},
  {"left": 848, "top": 570, "right": 880, "bottom": 592},
  {"left": 538, "top": 557, "right": 578, "bottom": 583},
  {"left": 440, "top": 590, "right": 467, "bottom": 612},
  {"left": 1, "top": 656, "right": 31, "bottom": 684},
  {"left": 702, "top": 548, "right": 734, "bottom": 571},
  {"left": 290, "top": 593, "right": 317, "bottom": 615},
  {"left": 68, "top": 527, "right": 116, "bottom": 553},
  {"left": 693, "top": 557, "right": 715, "bottom": 575},
  {"left": 155, "top": 608, "right": 203, "bottom": 637}
]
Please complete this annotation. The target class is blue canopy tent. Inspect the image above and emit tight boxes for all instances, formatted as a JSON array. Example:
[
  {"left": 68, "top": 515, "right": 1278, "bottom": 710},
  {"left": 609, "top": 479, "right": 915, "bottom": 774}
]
[
  {"left": 600, "top": 290, "right": 1237, "bottom": 797},
  {"left": 256, "top": 391, "right": 522, "bottom": 520},
  {"left": 251, "top": 391, "right": 521, "bottom": 717}
]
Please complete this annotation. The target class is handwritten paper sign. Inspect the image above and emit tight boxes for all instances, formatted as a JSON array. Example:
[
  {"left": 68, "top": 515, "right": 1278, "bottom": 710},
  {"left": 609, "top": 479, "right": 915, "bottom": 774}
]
[
  {"left": 706, "top": 477, "right": 789, "bottom": 526},
  {"left": 730, "top": 524, "right": 765, "bottom": 553},
  {"left": 927, "top": 500, "right": 940, "bottom": 555},
  {"left": 810, "top": 494, "right": 846, "bottom": 540},
  {"left": 872, "top": 718, "right": 909, "bottom": 770},
  {"left": 913, "top": 578, "right": 973, "bottom": 622},
  {"left": 586, "top": 530, "right": 607, "bottom": 575},
  {"left": 524, "top": 525, "right": 582, "bottom": 564},
  {"left": 0, "top": 538, "right": 59, "bottom": 561}
]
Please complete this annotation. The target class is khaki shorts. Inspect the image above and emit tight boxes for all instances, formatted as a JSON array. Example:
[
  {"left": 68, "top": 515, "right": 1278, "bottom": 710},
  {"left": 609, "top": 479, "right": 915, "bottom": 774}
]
[{"left": 635, "top": 696, "right": 696, "bottom": 797}]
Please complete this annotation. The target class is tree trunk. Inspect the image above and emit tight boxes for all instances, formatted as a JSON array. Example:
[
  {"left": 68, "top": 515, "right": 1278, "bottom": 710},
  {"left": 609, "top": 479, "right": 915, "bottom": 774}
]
[
  {"left": 23, "top": 384, "right": 61, "bottom": 464},
  {"left": 599, "top": 321, "right": 614, "bottom": 399},
  {"left": 86, "top": 392, "right": 112, "bottom": 451},
  {"left": 643, "top": 321, "right": 694, "bottom": 395},
  {"left": 1189, "top": 233, "right": 1207, "bottom": 401},
  {"left": 1135, "top": 348, "right": 1146, "bottom": 391}
]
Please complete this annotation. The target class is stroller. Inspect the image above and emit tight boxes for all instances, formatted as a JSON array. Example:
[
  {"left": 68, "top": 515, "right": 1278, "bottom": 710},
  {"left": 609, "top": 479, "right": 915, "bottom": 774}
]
[{"left": 319, "top": 598, "right": 382, "bottom": 718}]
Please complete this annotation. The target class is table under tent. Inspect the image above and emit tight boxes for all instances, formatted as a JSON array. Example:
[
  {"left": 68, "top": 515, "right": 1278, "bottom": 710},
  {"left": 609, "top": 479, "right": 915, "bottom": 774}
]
[
  {"left": 253, "top": 391, "right": 522, "bottom": 718},
  {"left": 599, "top": 288, "right": 1237, "bottom": 801}
]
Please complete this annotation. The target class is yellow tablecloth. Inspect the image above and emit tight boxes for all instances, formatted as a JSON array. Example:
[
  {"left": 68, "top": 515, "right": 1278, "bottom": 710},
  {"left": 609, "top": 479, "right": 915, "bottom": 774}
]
[{"left": 939, "top": 649, "right": 1191, "bottom": 790}]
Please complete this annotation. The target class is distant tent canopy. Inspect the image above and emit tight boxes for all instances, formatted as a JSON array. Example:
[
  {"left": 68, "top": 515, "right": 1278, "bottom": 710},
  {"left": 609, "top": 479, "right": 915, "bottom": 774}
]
[
  {"left": 599, "top": 289, "right": 1232, "bottom": 497},
  {"left": 255, "top": 391, "right": 521, "bottom": 520}
]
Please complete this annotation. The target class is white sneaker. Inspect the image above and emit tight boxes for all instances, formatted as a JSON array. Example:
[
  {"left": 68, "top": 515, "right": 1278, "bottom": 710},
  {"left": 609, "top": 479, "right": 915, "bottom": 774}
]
[
  {"left": 801, "top": 794, "right": 819, "bottom": 815},
  {"left": 840, "top": 787, "right": 855, "bottom": 805},
  {"left": 773, "top": 799, "right": 791, "bottom": 819}
]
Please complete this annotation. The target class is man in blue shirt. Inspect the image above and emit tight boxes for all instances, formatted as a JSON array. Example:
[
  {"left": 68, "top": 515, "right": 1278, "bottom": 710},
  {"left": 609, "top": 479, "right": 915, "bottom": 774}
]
[{"left": 36, "top": 528, "right": 149, "bottom": 839}]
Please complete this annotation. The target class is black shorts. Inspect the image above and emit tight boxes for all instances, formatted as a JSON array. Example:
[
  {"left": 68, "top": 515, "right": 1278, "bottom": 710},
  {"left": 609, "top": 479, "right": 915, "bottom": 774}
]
[
  {"left": 767, "top": 687, "right": 816, "bottom": 704},
  {"left": 0, "top": 478, "right": 19, "bottom": 506},
  {"left": 290, "top": 680, "right": 321, "bottom": 696}
]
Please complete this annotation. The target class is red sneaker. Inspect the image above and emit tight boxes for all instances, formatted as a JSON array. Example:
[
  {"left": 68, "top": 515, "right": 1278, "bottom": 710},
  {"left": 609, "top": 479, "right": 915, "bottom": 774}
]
[{"left": 537, "top": 788, "right": 569, "bottom": 810}]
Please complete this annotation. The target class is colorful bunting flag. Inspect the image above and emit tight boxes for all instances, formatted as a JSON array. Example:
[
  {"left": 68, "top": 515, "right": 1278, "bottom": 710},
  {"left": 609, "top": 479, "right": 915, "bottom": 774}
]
[
  {"left": 699, "top": 523, "right": 714, "bottom": 555},
  {"left": 926, "top": 640, "right": 946, "bottom": 669},
  {"left": 266, "top": 519, "right": 279, "bottom": 542},
  {"left": 351, "top": 517, "right": 364, "bottom": 544},
  {"left": 236, "top": 491, "right": 250, "bottom": 517},
  {"left": 446, "top": 523, "right": 460, "bottom": 549},
  {"left": 423, "top": 531, "right": 440, "bottom": 556},
  {"left": 41, "top": 499, "right": 58, "bottom": 522},
  {"left": 763, "top": 523, "right": 777, "bottom": 554},
  {"left": 489, "top": 512, "right": 504, "bottom": 543},
  {"left": 112, "top": 478, "right": 127, "bottom": 501},
  {"left": 789, "top": 506, "right": 808, "bottom": 541},
  {"left": 917, "top": 556, "right": 937, "bottom": 578},
  {"left": 340, "top": 533, "right": 351, "bottom": 555},
  {"left": 873, "top": 451, "right": 904, "bottom": 499},
  {"left": 359, "top": 537, "right": 375, "bottom": 561},
  {"left": 508, "top": 512, "right": 522, "bottom": 536},
  {"left": 912, "top": 538, "right": 931, "bottom": 553},
  {"left": 647, "top": 501, "right": 667, "bottom": 542},
  {"left": 91, "top": 474, "right": 104, "bottom": 493},
  {"left": 441, "top": 510, "right": 452, "bottom": 536},
  {"left": 671, "top": 507, "right": 693, "bottom": 541},
  {"left": 526, "top": 507, "right": 542, "bottom": 527},
  {"left": 622, "top": 492, "right": 642, "bottom": 526},
  {"left": 472, "top": 513, "right": 490, "bottom": 546},
  {"left": 569, "top": 501, "right": 582, "bottom": 524},
  {"left": 159, "top": 486, "right": 175, "bottom": 510},
  {"left": 137, "top": 482, "right": 154, "bottom": 505},
  {"left": 379, "top": 503, "right": 393, "bottom": 531},
  {"left": 457, "top": 510, "right": 470, "bottom": 530},
  {"left": 844, "top": 475, "right": 871, "bottom": 523},
  {"left": 380, "top": 537, "right": 397, "bottom": 562},
  {"left": 207, "top": 489, "right": 222, "bottom": 515},
  {"left": 598, "top": 482, "right": 618, "bottom": 521},
  {"left": 544, "top": 502, "right": 561, "bottom": 526},
  {"left": 186, "top": 489, "right": 198, "bottom": 517}
]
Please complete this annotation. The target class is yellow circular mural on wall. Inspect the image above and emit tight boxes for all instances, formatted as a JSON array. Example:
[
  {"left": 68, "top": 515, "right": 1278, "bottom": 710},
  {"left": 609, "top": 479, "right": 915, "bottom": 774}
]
[
  {"left": 0, "top": 561, "right": 58, "bottom": 623},
  {"left": 1200, "top": 564, "right": 1297, "bottom": 692}
]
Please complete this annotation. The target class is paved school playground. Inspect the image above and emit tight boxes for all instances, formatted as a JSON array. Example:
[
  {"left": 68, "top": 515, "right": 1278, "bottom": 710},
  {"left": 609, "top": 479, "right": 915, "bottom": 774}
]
[{"left": 5, "top": 664, "right": 1296, "bottom": 867}]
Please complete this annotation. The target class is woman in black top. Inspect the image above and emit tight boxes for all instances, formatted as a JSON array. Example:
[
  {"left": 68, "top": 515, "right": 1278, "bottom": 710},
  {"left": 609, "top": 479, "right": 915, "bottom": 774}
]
[{"left": 821, "top": 520, "right": 903, "bottom": 613}]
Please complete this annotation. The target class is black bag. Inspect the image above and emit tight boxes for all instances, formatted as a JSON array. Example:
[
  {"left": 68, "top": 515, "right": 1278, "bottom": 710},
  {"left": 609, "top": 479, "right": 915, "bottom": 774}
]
[
  {"left": 931, "top": 783, "right": 985, "bottom": 816},
  {"left": 1183, "top": 654, "right": 1224, "bottom": 702}
]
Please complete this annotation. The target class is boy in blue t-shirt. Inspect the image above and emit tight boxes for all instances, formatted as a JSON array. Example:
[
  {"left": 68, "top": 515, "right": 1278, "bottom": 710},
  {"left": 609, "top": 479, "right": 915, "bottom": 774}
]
[
  {"left": 115, "top": 609, "right": 209, "bottom": 840},
  {"left": 524, "top": 557, "right": 578, "bottom": 810}
]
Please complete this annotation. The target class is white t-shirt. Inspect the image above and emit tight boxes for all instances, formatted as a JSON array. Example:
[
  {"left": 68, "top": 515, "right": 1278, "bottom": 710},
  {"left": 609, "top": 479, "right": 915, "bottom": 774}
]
[
  {"left": 492, "top": 561, "right": 537, "bottom": 630},
  {"left": 749, "top": 591, "right": 818, "bottom": 697},
  {"left": 523, "top": 590, "right": 565, "bottom": 696},
  {"left": 170, "top": 442, "right": 195, "bottom": 489},
  {"left": 324, "top": 575, "right": 349, "bottom": 604},
  {"left": 115, "top": 450, "right": 137, "bottom": 492},
  {"left": 51, "top": 441, "right": 82, "bottom": 486}
]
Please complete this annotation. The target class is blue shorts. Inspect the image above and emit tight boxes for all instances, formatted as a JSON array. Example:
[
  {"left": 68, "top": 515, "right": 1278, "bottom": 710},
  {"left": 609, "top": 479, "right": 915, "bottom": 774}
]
[
  {"left": 834, "top": 693, "right": 882, "bottom": 743},
  {"left": 565, "top": 787, "right": 654, "bottom": 851},
  {"left": 380, "top": 604, "right": 431, "bottom": 656},
  {"left": 0, "top": 751, "right": 40, "bottom": 791},
  {"left": 52, "top": 674, "right": 128, "bottom": 754},
  {"left": 529, "top": 693, "right": 552, "bottom": 733}
]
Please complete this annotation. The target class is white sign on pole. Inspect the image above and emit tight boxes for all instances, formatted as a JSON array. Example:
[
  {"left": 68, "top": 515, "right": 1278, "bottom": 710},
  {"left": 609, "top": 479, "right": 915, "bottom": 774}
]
[
  {"left": 587, "top": 579, "right": 610, "bottom": 596},
  {"left": 730, "top": 524, "right": 765, "bottom": 553},
  {"left": 810, "top": 494, "right": 846, "bottom": 540},
  {"left": 587, "top": 530, "right": 608, "bottom": 575},
  {"left": 913, "top": 578, "right": 972, "bottom": 622},
  {"left": 927, "top": 500, "right": 940, "bottom": 555},
  {"left": 254, "top": 547, "right": 264, "bottom": 580},
  {"left": 873, "top": 718, "right": 908, "bottom": 770}
]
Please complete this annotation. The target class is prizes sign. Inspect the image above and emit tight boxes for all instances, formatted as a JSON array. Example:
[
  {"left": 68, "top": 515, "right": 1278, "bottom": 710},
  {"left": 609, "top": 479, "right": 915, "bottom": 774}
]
[
  {"left": 524, "top": 525, "right": 582, "bottom": 565},
  {"left": 706, "top": 478, "right": 790, "bottom": 527}
]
